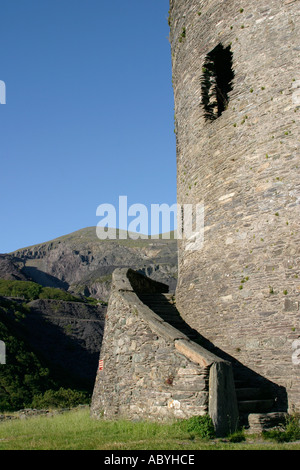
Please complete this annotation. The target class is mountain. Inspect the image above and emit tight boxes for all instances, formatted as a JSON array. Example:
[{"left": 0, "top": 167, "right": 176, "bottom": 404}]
[
  {"left": 0, "top": 227, "right": 178, "bottom": 410},
  {"left": 8, "top": 227, "right": 178, "bottom": 301},
  {"left": 0, "top": 254, "right": 28, "bottom": 281}
]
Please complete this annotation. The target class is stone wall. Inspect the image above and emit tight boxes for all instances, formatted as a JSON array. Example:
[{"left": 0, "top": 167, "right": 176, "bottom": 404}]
[
  {"left": 169, "top": 0, "right": 300, "bottom": 411},
  {"left": 91, "top": 269, "right": 238, "bottom": 436}
]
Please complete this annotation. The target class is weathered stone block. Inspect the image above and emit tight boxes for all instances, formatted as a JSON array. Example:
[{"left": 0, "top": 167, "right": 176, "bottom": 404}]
[{"left": 175, "top": 339, "right": 222, "bottom": 367}]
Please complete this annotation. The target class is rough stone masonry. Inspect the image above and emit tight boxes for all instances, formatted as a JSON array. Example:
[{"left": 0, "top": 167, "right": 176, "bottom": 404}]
[
  {"left": 169, "top": 0, "right": 300, "bottom": 411},
  {"left": 91, "top": 269, "right": 238, "bottom": 436}
]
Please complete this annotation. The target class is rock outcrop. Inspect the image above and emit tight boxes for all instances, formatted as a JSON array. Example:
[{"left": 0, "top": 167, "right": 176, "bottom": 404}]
[{"left": 8, "top": 227, "right": 178, "bottom": 301}]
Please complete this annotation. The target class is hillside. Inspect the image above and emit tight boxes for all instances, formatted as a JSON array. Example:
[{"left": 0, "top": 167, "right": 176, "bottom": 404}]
[
  {"left": 8, "top": 227, "right": 178, "bottom": 300},
  {"left": 0, "top": 227, "right": 178, "bottom": 411},
  {"left": 0, "top": 254, "right": 28, "bottom": 281},
  {"left": 0, "top": 276, "right": 106, "bottom": 409}
]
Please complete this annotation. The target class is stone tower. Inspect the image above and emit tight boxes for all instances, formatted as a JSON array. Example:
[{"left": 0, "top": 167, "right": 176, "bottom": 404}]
[{"left": 169, "top": 0, "right": 300, "bottom": 411}]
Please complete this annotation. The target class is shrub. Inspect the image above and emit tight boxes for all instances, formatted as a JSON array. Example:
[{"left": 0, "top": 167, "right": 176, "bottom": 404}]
[
  {"left": 0, "top": 279, "right": 42, "bottom": 300},
  {"left": 179, "top": 415, "right": 215, "bottom": 439},
  {"left": 0, "top": 298, "right": 91, "bottom": 412},
  {"left": 38, "top": 287, "right": 80, "bottom": 302},
  {"left": 263, "top": 414, "right": 300, "bottom": 442},
  {"left": 228, "top": 430, "right": 246, "bottom": 442},
  {"left": 0, "top": 279, "right": 85, "bottom": 303},
  {"left": 0, "top": 319, "right": 55, "bottom": 411},
  {"left": 31, "top": 388, "right": 89, "bottom": 409}
]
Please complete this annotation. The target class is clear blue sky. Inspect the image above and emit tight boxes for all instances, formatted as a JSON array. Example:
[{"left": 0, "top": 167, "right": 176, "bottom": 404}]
[{"left": 0, "top": 0, "right": 176, "bottom": 253}]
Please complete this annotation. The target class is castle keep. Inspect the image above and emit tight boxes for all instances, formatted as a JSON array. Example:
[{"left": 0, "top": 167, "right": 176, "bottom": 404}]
[
  {"left": 170, "top": 0, "right": 300, "bottom": 411},
  {"left": 91, "top": 0, "right": 299, "bottom": 434}
]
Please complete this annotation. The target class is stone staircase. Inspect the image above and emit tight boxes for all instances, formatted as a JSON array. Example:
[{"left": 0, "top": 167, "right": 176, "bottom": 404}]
[
  {"left": 138, "top": 293, "right": 199, "bottom": 341},
  {"left": 234, "top": 378, "right": 277, "bottom": 431},
  {"left": 138, "top": 292, "right": 287, "bottom": 433},
  {"left": 233, "top": 377, "right": 288, "bottom": 432},
  {"left": 235, "top": 383, "right": 274, "bottom": 414}
]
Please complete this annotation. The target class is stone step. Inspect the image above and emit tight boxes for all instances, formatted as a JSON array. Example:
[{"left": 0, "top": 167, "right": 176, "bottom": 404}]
[
  {"left": 140, "top": 303, "right": 180, "bottom": 312},
  {"left": 238, "top": 399, "right": 274, "bottom": 413},
  {"left": 142, "top": 307, "right": 176, "bottom": 313},
  {"left": 161, "top": 321, "right": 191, "bottom": 330},
  {"left": 245, "top": 412, "right": 288, "bottom": 433},
  {"left": 139, "top": 294, "right": 173, "bottom": 299},
  {"left": 140, "top": 294, "right": 278, "bottom": 419},
  {"left": 142, "top": 302, "right": 174, "bottom": 308},
  {"left": 138, "top": 294, "right": 201, "bottom": 341},
  {"left": 140, "top": 297, "right": 173, "bottom": 302},
  {"left": 155, "top": 313, "right": 186, "bottom": 320},
  {"left": 155, "top": 317, "right": 197, "bottom": 332},
  {"left": 159, "top": 324, "right": 197, "bottom": 338},
  {"left": 235, "top": 387, "right": 263, "bottom": 400}
]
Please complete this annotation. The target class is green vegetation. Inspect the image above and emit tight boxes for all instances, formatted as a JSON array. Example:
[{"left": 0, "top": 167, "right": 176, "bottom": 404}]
[
  {"left": 1, "top": 408, "right": 300, "bottom": 450},
  {"left": 0, "top": 316, "right": 55, "bottom": 411},
  {"left": 0, "top": 279, "right": 82, "bottom": 302},
  {"left": 228, "top": 430, "right": 246, "bottom": 443},
  {"left": 0, "top": 296, "right": 90, "bottom": 412},
  {"left": 179, "top": 27, "right": 186, "bottom": 42},
  {"left": 31, "top": 388, "right": 88, "bottom": 409},
  {"left": 177, "top": 415, "right": 215, "bottom": 439},
  {"left": 263, "top": 414, "right": 300, "bottom": 443},
  {"left": 38, "top": 287, "right": 81, "bottom": 302}
]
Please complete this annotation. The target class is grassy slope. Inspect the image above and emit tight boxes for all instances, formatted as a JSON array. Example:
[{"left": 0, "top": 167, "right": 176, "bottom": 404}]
[{"left": 0, "top": 408, "right": 300, "bottom": 450}]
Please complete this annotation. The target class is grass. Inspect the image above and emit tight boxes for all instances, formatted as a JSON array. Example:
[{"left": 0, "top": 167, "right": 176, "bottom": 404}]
[{"left": 1, "top": 408, "right": 300, "bottom": 450}]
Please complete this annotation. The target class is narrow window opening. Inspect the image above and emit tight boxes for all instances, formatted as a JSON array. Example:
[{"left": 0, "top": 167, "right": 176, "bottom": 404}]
[{"left": 201, "top": 43, "right": 234, "bottom": 121}]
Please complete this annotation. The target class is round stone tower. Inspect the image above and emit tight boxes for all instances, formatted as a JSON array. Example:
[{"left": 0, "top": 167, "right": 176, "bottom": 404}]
[{"left": 169, "top": 0, "right": 300, "bottom": 411}]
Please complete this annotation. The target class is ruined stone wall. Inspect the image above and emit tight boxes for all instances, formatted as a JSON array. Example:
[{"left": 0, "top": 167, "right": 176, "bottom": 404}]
[
  {"left": 90, "top": 272, "right": 209, "bottom": 421},
  {"left": 169, "top": 0, "right": 300, "bottom": 410},
  {"left": 90, "top": 291, "right": 209, "bottom": 421},
  {"left": 90, "top": 269, "right": 238, "bottom": 435}
]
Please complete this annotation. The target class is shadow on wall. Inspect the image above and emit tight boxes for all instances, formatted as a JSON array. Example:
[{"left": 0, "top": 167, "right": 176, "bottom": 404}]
[{"left": 139, "top": 291, "right": 288, "bottom": 426}]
